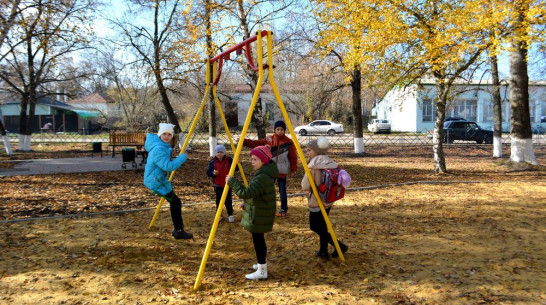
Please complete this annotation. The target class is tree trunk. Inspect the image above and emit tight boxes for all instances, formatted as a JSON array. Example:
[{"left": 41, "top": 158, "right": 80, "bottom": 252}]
[
  {"left": 18, "top": 94, "right": 29, "bottom": 151},
  {"left": 153, "top": 0, "right": 179, "bottom": 133},
  {"left": 351, "top": 65, "right": 364, "bottom": 153},
  {"left": 206, "top": 0, "right": 216, "bottom": 156},
  {"left": 490, "top": 53, "right": 503, "bottom": 157},
  {"left": 508, "top": 0, "right": 537, "bottom": 165},
  {"left": 25, "top": 89, "right": 37, "bottom": 151},
  {"left": 432, "top": 76, "right": 447, "bottom": 173},
  {"left": 236, "top": 0, "right": 266, "bottom": 139}
]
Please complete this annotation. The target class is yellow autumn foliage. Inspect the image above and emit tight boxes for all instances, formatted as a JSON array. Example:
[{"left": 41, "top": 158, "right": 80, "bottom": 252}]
[{"left": 311, "top": 0, "right": 545, "bottom": 78}]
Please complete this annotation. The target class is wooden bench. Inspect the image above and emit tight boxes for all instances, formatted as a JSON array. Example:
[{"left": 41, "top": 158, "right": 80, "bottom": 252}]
[
  {"left": 109, "top": 132, "right": 147, "bottom": 157},
  {"left": 108, "top": 131, "right": 179, "bottom": 158}
]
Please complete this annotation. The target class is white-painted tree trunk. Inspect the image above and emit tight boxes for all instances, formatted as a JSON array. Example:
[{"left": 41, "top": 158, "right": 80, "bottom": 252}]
[
  {"left": 17, "top": 134, "right": 25, "bottom": 151},
  {"left": 510, "top": 136, "right": 538, "bottom": 165},
  {"left": 209, "top": 136, "right": 217, "bottom": 157},
  {"left": 2, "top": 135, "right": 13, "bottom": 155},
  {"left": 26, "top": 135, "right": 32, "bottom": 151},
  {"left": 354, "top": 137, "right": 365, "bottom": 153},
  {"left": 493, "top": 136, "right": 502, "bottom": 158}
]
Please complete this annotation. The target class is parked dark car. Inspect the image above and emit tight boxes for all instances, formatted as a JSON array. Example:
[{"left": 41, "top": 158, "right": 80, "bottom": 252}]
[
  {"left": 445, "top": 117, "right": 466, "bottom": 122},
  {"left": 443, "top": 120, "right": 493, "bottom": 144}
]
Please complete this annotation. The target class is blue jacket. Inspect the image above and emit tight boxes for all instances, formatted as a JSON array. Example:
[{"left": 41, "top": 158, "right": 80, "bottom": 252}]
[{"left": 143, "top": 133, "right": 187, "bottom": 196}]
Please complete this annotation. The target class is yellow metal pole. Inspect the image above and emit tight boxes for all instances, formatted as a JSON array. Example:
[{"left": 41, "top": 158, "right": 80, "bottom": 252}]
[
  {"left": 193, "top": 31, "right": 266, "bottom": 291},
  {"left": 212, "top": 63, "right": 248, "bottom": 186},
  {"left": 265, "top": 32, "right": 345, "bottom": 261},
  {"left": 148, "top": 60, "right": 212, "bottom": 229}
]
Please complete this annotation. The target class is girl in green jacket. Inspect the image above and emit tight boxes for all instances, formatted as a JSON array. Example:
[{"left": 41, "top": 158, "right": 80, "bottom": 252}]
[{"left": 226, "top": 145, "right": 279, "bottom": 280}]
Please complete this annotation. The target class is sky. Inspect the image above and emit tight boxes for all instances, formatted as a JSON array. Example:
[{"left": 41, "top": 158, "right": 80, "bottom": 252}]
[{"left": 95, "top": 0, "right": 543, "bottom": 81}]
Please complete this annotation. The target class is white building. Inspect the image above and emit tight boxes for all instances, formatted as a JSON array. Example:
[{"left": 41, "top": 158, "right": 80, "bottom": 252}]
[{"left": 373, "top": 80, "right": 546, "bottom": 133}]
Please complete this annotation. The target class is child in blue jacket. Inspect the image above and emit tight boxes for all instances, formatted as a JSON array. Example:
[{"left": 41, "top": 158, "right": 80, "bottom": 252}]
[
  {"left": 207, "top": 144, "right": 236, "bottom": 222},
  {"left": 144, "top": 123, "right": 193, "bottom": 240}
]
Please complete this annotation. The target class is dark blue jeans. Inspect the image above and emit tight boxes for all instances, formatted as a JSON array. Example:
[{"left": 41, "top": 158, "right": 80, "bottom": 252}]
[
  {"left": 277, "top": 178, "right": 287, "bottom": 212},
  {"left": 214, "top": 186, "right": 234, "bottom": 216}
]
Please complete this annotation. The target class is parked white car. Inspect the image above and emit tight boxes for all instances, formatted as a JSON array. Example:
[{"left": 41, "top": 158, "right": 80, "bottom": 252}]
[
  {"left": 368, "top": 119, "right": 391, "bottom": 134},
  {"left": 294, "top": 120, "right": 344, "bottom": 136}
]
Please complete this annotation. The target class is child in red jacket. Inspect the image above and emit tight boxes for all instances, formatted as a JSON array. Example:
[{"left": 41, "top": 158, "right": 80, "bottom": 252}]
[{"left": 207, "top": 145, "right": 236, "bottom": 222}]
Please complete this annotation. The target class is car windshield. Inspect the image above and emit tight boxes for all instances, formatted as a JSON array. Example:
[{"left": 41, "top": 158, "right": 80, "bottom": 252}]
[{"left": 467, "top": 122, "right": 479, "bottom": 129}]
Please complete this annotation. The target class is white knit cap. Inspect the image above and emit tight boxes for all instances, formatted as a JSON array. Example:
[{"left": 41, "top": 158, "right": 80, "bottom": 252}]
[{"left": 157, "top": 123, "right": 175, "bottom": 136}]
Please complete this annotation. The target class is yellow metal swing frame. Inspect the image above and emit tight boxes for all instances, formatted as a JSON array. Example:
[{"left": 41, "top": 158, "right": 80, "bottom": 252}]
[{"left": 146, "top": 30, "right": 346, "bottom": 291}]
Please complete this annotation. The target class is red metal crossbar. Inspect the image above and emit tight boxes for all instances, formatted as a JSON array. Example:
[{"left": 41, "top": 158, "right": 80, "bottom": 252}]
[{"left": 210, "top": 30, "right": 271, "bottom": 85}]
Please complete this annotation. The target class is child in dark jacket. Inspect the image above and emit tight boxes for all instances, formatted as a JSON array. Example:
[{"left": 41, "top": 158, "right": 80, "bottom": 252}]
[
  {"left": 226, "top": 145, "right": 279, "bottom": 280},
  {"left": 301, "top": 137, "right": 348, "bottom": 259},
  {"left": 207, "top": 145, "right": 236, "bottom": 223},
  {"left": 144, "top": 123, "right": 193, "bottom": 240},
  {"left": 238, "top": 120, "right": 297, "bottom": 217}
]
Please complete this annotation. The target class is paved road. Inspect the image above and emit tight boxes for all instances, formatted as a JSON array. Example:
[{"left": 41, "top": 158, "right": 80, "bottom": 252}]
[{"left": 0, "top": 156, "right": 144, "bottom": 177}]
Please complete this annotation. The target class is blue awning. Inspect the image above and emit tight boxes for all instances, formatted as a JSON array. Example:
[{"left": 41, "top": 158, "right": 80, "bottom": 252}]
[{"left": 73, "top": 110, "right": 101, "bottom": 119}]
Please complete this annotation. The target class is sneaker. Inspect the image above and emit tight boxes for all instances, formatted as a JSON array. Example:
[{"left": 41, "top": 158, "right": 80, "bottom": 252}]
[
  {"left": 172, "top": 229, "right": 193, "bottom": 240},
  {"left": 228, "top": 215, "right": 235, "bottom": 223},
  {"left": 275, "top": 209, "right": 287, "bottom": 217}
]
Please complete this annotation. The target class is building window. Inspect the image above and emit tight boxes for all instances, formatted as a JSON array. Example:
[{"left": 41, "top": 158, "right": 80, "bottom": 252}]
[
  {"left": 422, "top": 99, "right": 435, "bottom": 122},
  {"left": 485, "top": 100, "right": 510, "bottom": 122},
  {"left": 502, "top": 101, "right": 509, "bottom": 122},
  {"left": 540, "top": 102, "right": 546, "bottom": 123},
  {"left": 484, "top": 102, "right": 494, "bottom": 122},
  {"left": 449, "top": 99, "right": 477, "bottom": 121},
  {"left": 529, "top": 100, "right": 536, "bottom": 123}
]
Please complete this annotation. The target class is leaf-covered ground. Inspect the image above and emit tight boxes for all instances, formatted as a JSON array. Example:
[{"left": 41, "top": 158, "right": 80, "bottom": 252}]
[{"left": 1, "top": 144, "right": 545, "bottom": 304}]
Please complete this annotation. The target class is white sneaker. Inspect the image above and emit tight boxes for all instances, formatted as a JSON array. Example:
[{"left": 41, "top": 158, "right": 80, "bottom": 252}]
[
  {"left": 228, "top": 215, "right": 235, "bottom": 223},
  {"left": 246, "top": 263, "right": 267, "bottom": 280},
  {"left": 252, "top": 263, "right": 259, "bottom": 270}
]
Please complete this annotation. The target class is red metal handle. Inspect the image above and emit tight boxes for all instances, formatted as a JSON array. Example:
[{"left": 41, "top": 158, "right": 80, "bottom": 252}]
[{"left": 210, "top": 30, "right": 271, "bottom": 85}]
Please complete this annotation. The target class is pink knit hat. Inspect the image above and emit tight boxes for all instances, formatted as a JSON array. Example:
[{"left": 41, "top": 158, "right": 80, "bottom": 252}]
[{"left": 250, "top": 145, "right": 272, "bottom": 164}]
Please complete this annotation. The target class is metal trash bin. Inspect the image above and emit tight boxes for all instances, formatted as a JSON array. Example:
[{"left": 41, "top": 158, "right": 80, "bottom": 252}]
[
  {"left": 91, "top": 142, "right": 102, "bottom": 158},
  {"left": 121, "top": 147, "right": 137, "bottom": 169}
]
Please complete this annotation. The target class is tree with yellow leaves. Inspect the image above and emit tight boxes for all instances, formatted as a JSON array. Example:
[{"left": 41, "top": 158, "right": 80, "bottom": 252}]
[{"left": 312, "top": 0, "right": 499, "bottom": 173}]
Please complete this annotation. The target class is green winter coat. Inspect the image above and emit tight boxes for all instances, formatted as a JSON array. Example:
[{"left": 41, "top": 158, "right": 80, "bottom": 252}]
[{"left": 227, "top": 161, "right": 279, "bottom": 233}]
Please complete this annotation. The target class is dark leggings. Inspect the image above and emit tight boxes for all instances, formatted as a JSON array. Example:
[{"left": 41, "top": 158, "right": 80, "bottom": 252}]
[
  {"left": 164, "top": 191, "right": 184, "bottom": 230},
  {"left": 251, "top": 232, "right": 267, "bottom": 264},
  {"left": 214, "top": 186, "right": 234, "bottom": 216},
  {"left": 309, "top": 207, "right": 331, "bottom": 252}
]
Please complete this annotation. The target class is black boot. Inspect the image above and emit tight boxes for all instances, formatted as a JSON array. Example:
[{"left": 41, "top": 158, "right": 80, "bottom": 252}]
[
  {"left": 331, "top": 241, "right": 348, "bottom": 258},
  {"left": 316, "top": 249, "right": 330, "bottom": 259},
  {"left": 317, "top": 234, "right": 330, "bottom": 259},
  {"left": 172, "top": 229, "right": 193, "bottom": 240}
]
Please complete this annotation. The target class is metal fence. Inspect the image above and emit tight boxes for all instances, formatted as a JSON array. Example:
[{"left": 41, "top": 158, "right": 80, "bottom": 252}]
[{"left": 2, "top": 129, "right": 545, "bottom": 147}]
